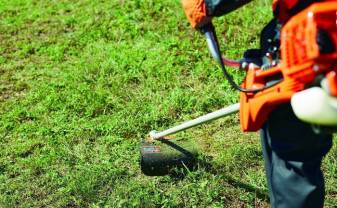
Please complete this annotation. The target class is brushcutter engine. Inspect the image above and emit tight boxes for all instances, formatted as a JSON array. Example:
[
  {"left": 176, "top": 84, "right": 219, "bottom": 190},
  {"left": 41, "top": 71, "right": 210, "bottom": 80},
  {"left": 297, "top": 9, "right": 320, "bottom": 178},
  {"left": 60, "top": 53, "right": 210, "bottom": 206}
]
[{"left": 240, "top": 2, "right": 337, "bottom": 131}]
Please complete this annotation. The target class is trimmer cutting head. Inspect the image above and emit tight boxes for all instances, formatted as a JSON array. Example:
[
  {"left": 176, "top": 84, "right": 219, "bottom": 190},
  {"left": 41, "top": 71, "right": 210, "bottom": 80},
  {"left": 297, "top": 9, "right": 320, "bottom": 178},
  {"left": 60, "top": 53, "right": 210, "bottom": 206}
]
[
  {"left": 140, "top": 104, "right": 240, "bottom": 176},
  {"left": 140, "top": 137, "right": 198, "bottom": 176}
]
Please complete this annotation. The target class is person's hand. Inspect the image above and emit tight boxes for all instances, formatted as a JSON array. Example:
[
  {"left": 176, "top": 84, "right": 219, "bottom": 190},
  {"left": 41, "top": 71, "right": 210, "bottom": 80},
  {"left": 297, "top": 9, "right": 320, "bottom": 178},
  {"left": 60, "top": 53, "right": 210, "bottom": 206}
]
[{"left": 181, "top": 0, "right": 211, "bottom": 29}]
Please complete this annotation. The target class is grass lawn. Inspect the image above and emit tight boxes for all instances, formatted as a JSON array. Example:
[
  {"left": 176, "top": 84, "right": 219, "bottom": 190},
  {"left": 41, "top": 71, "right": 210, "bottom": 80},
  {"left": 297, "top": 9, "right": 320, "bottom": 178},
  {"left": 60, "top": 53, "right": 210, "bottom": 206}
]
[{"left": 0, "top": 0, "right": 336, "bottom": 207}]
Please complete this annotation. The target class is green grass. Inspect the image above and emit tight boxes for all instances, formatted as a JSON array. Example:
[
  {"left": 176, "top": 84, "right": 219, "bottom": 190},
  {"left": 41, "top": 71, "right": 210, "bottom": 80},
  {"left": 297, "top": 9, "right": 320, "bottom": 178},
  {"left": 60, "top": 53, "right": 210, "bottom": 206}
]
[{"left": 0, "top": 0, "right": 336, "bottom": 207}]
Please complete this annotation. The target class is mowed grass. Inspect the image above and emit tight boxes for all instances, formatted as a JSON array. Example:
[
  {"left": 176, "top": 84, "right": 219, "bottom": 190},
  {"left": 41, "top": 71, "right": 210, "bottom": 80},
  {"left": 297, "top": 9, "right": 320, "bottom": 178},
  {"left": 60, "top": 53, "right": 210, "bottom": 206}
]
[{"left": 0, "top": 0, "right": 336, "bottom": 207}]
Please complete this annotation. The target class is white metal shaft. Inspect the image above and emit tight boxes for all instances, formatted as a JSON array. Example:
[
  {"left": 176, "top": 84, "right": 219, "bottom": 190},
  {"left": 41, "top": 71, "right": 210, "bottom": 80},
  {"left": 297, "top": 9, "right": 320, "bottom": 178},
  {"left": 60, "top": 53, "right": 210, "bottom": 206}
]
[{"left": 150, "top": 103, "right": 240, "bottom": 139}]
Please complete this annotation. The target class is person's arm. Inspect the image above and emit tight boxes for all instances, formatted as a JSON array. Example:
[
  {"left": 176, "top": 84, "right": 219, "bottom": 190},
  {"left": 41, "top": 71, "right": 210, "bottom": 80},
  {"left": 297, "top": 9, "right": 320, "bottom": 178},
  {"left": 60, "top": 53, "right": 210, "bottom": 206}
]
[
  {"left": 205, "top": 0, "right": 252, "bottom": 16},
  {"left": 182, "top": 0, "right": 252, "bottom": 29}
]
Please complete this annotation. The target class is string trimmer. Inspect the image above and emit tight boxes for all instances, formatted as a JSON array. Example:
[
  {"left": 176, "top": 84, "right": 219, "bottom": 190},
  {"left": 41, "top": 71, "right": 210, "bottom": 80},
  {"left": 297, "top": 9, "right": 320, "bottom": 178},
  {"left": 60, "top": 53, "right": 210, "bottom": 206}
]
[{"left": 141, "top": 2, "right": 337, "bottom": 176}]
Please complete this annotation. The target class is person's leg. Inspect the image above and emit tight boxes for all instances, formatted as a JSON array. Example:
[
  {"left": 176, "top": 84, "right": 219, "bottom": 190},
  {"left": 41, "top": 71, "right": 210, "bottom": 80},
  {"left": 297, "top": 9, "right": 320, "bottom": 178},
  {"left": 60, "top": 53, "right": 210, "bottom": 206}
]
[
  {"left": 260, "top": 128, "right": 275, "bottom": 205},
  {"left": 260, "top": 104, "right": 332, "bottom": 208}
]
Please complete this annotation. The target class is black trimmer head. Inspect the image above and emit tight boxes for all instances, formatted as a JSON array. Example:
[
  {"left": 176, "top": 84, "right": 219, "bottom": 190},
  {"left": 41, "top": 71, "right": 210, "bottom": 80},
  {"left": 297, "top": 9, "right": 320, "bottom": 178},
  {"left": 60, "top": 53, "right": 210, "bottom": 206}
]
[{"left": 140, "top": 138, "right": 198, "bottom": 176}]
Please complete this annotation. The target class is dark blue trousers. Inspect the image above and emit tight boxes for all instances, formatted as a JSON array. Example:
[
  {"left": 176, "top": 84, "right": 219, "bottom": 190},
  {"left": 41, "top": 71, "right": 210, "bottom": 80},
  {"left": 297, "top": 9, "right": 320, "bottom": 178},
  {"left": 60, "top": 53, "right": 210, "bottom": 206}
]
[{"left": 260, "top": 104, "right": 333, "bottom": 208}]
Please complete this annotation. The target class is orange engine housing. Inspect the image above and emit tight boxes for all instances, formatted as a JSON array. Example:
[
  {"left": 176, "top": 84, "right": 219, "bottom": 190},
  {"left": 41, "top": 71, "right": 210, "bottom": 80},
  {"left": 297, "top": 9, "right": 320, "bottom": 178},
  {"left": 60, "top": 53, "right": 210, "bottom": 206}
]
[{"left": 240, "top": 1, "right": 337, "bottom": 132}]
